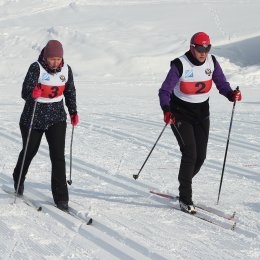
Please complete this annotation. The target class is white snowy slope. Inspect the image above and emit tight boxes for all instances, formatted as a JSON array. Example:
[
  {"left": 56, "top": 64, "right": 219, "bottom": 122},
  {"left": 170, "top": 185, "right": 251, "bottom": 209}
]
[{"left": 0, "top": 0, "right": 259, "bottom": 259}]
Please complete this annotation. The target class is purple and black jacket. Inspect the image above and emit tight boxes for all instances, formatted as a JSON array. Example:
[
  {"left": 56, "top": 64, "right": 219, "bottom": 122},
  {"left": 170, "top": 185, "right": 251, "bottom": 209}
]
[{"left": 159, "top": 51, "right": 233, "bottom": 123}]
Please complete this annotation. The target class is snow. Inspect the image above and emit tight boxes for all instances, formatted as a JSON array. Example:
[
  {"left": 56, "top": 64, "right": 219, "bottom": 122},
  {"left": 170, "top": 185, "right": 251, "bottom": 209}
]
[{"left": 0, "top": 0, "right": 259, "bottom": 259}]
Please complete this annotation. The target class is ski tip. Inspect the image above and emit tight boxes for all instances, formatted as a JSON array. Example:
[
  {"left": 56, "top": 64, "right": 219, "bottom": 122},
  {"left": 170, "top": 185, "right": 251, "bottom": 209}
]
[{"left": 87, "top": 218, "right": 93, "bottom": 225}]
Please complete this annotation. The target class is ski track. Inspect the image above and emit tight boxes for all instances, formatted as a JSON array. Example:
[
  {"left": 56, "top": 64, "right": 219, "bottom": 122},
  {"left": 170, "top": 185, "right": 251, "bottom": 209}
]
[
  {"left": 1, "top": 175, "right": 257, "bottom": 260},
  {"left": 0, "top": 205, "right": 64, "bottom": 259},
  {"left": 0, "top": 112, "right": 259, "bottom": 182},
  {"left": 0, "top": 2, "right": 74, "bottom": 23},
  {"left": 1, "top": 195, "right": 149, "bottom": 259},
  {"left": 0, "top": 162, "right": 259, "bottom": 258},
  {"left": 0, "top": 99, "right": 259, "bottom": 259},
  {"left": 1, "top": 117, "right": 259, "bottom": 183},
  {"left": 1, "top": 178, "right": 170, "bottom": 259},
  {"left": 0, "top": 116, "right": 259, "bottom": 182},
  {"left": 92, "top": 113, "right": 260, "bottom": 152},
  {"left": 1, "top": 131, "right": 259, "bottom": 240}
]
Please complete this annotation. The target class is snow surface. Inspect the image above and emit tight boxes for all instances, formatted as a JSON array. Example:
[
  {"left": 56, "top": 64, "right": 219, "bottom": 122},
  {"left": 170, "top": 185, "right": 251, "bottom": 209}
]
[{"left": 0, "top": 0, "right": 259, "bottom": 259}]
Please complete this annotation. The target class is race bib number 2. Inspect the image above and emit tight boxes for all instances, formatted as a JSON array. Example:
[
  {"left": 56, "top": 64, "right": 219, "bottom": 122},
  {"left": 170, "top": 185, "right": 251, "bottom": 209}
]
[{"left": 180, "top": 80, "right": 212, "bottom": 95}]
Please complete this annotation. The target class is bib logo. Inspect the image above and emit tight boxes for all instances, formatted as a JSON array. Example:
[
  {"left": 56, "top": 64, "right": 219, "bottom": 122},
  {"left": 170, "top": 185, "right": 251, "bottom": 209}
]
[
  {"left": 42, "top": 73, "right": 50, "bottom": 81},
  {"left": 184, "top": 70, "right": 193, "bottom": 78},
  {"left": 60, "top": 75, "right": 66, "bottom": 82},
  {"left": 205, "top": 68, "right": 212, "bottom": 76}
]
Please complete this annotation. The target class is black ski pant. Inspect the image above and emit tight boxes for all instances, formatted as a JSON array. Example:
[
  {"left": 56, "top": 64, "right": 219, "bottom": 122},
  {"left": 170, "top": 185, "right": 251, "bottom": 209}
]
[
  {"left": 171, "top": 118, "right": 209, "bottom": 204},
  {"left": 13, "top": 122, "right": 68, "bottom": 204}
]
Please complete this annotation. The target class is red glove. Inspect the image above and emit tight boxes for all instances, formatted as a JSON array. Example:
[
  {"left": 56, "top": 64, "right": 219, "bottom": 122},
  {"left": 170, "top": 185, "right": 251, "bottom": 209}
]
[
  {"left": 70, "top": 113, "right": 79, "bottom": 126},
  {"left": 230, "top": 89, "right": 242, "bottom": 102},
  {"left": 32, "top": 87, "right": 42, "bottom": 99},
  {"left": 164, "top": 111, "right": 175, "bottom": 125}
]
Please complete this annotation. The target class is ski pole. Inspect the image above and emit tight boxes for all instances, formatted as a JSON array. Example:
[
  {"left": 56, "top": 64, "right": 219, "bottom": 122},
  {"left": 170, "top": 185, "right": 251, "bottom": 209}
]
[
  {"left": 217, "top": 87, "right": 239, "bottom": 204},
  {"left": 133, "top": 123, "right": 168, "bottom": 180},
  {"left": 67, "top": 125, "right": 74, "bottom": 185},
  {"left": 14, "top": 101, "right": 38, "bottom": 203}
]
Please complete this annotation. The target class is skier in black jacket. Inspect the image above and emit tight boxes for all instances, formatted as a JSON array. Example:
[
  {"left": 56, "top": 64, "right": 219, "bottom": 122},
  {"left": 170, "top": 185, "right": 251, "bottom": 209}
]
[{"left": 13, "top": 40, "right": 78, "bottom": 210}]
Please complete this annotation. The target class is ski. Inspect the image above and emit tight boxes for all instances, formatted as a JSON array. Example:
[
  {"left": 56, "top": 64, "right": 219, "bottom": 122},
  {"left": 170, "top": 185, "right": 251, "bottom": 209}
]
[
  {"left": 170, "top": 202, "right": 236, "bottom": 231},
  {"left": 150, "top": 191, "right": 236, "bottom": 231},
  {"left": 2, "top": 184, "right": 92, "bottom": 225},
  {"left": 150, "top": 190, "right": 179, "bottom": 200},
  {"left": 56, "top": 206, "right": 93, "bottom": 225},
  {"left": 151, "top": 192, "right": 236, "bottom": 231},
  {"left": 195, "top": 203, "right": 236, "bottom": 221},
  {"left": 2, "top": 184, "right": 42, "bottom": 211},
  {"left": 150, "top": 190, "right": 236, "bottom": 221}
]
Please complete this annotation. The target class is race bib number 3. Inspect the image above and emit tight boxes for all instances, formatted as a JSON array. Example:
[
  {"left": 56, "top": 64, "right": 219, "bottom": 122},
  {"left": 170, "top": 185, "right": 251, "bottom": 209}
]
[
  {"left": 39, "top": 84, "right": 65, "bottom": 98},
  {"left": 180, "top": 80, "right": 212, "bottom": 94}
]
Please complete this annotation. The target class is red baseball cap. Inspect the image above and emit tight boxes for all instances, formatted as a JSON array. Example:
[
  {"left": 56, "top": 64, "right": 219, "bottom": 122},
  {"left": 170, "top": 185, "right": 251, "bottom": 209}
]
[{"left": 190, "top": 32, "right": 210, "bottom": 47}]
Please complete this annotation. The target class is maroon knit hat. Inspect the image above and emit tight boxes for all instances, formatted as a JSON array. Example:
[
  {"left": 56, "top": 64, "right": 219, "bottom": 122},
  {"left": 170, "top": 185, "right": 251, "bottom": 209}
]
[{"left": 43, "top": 40, "right": 63, "bottom": 59}]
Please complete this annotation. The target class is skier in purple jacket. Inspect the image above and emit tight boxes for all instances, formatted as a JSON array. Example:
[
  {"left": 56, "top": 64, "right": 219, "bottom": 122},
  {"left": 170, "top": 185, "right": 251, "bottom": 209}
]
[{"left": 159, "top": 32, "right": 242, "bottom": 214}]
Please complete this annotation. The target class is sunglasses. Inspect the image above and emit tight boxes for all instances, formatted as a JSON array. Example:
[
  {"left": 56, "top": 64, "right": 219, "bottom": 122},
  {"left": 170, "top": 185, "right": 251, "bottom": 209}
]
[{"left": 192, "top": 44, "right": 211, "bottom": 53}]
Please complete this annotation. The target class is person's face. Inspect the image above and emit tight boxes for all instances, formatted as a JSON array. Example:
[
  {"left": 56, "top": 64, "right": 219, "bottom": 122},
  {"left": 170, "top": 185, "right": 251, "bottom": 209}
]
[
  {"left": 192, "top": 44, "right": 211, "bottom": 62},
  {"left": 193, "top": 48, "right": 208, "bottom": 62},
  {"left": 46, "top": 57, "right": 62, "bottom": 69}
]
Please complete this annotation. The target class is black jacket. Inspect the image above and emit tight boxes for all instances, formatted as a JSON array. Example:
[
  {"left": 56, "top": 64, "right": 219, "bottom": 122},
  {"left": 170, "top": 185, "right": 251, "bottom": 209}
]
[{"left": 20, "top": 49, "right": 77, "bottom": 130}]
